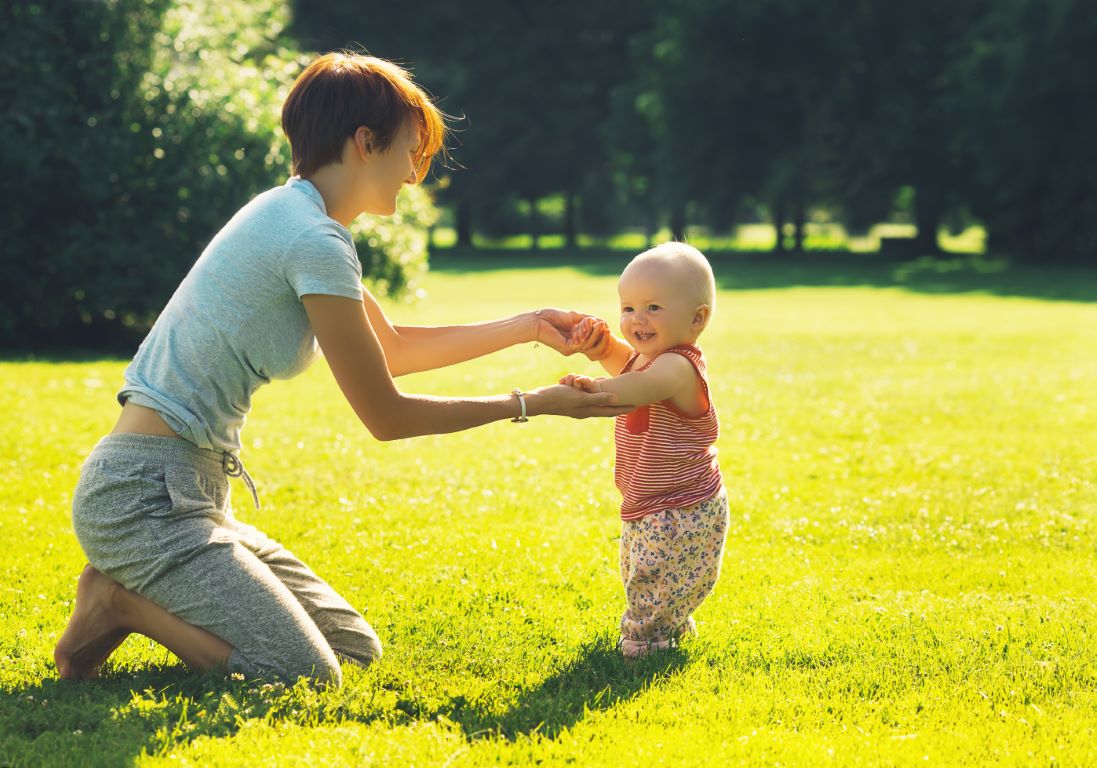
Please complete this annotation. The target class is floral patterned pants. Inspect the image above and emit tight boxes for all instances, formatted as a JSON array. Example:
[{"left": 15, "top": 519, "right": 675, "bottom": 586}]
[{"left": 619, "top": 488, "right": 729, "bottom": 648}]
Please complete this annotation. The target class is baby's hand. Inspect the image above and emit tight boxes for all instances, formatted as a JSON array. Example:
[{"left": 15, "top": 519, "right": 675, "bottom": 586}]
[
  {"left": 577, "top": 318, "right": 615, "bottom": 361},
  {"left": 535, "top": 309, "right": 603, "bottom": 357},
  {"left": 559, "top": 373, "right": 604, "bottom": 393},
  {"left": 570, "top": 316, "right": 598, "bottom": 349}
]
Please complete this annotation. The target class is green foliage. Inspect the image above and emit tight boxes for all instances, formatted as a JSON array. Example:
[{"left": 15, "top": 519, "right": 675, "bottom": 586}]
[
  {"left": 351, "top": 184, "right": 438, "bottom": 298},
  {"left": 292, "top": 0, "right": 649, "bottom": 245},
  {"left": 2, "top": 262, "right": 1097, "bottom": 765},
  {"left": 0, "top": 0, "right": 283, "bottom": 346},
  {"left": 294, "top": 0, "right": 1095, "bottom": 265},
  {"left": 0, "top": 0, "right": 438, "bottom": 349},
  {"left": 954, "top": 0, "right": 1097, "bottom": 265}
]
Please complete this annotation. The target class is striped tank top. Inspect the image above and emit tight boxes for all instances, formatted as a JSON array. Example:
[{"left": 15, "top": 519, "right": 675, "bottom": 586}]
[{"left": 614, "top": 343, "right": 723, "bottom": 521}]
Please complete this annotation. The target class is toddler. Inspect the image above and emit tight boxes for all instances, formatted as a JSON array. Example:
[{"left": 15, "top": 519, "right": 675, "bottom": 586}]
[{"left": 563, "top": 242, "right": 728, "bottom": 659}]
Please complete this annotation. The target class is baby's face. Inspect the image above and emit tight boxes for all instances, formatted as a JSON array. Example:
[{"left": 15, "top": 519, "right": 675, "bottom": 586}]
[{"left": 617, "top": 260, "right": 703, "bottom": 355}]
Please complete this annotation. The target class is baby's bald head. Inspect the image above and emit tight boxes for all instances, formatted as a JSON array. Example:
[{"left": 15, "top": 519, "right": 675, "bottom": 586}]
[{"left": 623, "top": 242, "right": 716, "bottom": 313}]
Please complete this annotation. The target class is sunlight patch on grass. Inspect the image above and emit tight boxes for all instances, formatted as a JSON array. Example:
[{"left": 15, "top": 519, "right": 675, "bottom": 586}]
[{"left": 2, "top": 261, "right": 1095, "bottom": 766}]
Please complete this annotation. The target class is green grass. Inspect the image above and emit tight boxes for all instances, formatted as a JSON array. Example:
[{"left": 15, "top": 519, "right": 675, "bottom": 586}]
[{"left": 2, "top": 256, "right": 1096, "bottom": 766}]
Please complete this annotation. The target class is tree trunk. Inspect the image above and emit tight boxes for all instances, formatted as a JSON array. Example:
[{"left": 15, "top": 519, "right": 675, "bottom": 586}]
[
  {"left": 914, "top": 188, "right": 943, "bottom": 254},
  {"left": 793, "top": 197, "right": 806, "bottom": 253},
  {"left": 564, "top": 190, "right": 577, "bottom": 248},
  {"left": 773, "top": 198, "right": 787, "bottom": 253},
  {"left": 528, "top": 195, "right": 539, "bottom": 250},
  {"left": 455, "top": 199, "right": 473, "bottom": 248},
  {"left": 670, "top": 204, "right": 687, "bottom": 242}
]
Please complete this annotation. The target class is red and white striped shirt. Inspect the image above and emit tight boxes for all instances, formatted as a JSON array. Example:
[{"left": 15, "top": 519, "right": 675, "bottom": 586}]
[{"left": 614, "top": 344, "right": 723, "bottom": 521}]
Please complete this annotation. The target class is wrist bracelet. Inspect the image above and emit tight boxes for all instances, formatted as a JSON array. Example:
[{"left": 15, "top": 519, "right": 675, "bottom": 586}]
[{"left": 511, "top": 388, "right": 529, "bottom": 423}]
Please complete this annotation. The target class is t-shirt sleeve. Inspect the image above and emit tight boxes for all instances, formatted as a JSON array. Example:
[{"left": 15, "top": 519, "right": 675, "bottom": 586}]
[{"left": 283, "top": 222, "right": 364, "bottom": 301}]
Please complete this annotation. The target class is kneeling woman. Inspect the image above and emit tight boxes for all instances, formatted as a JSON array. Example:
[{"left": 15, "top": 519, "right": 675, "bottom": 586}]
[{"left": 54, "top": 53, "right": 621, "bottom": 687}]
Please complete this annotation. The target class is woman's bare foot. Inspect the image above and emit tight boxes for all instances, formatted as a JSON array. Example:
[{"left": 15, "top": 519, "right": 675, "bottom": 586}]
[{"left": 54, "top": 565, "right": 132, "bottom": 679}]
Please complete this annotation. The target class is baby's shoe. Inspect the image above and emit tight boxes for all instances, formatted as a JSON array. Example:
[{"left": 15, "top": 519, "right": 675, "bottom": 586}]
[{"left": 619, "top": 636, "right": 672, "bottom": 660}]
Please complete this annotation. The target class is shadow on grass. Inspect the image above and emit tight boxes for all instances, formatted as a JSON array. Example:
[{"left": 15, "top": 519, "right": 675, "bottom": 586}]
[
  {"left": 0, "top": 351, "right": 130, "bottom": 364},
  {"left": 0, "top": 667, "right": 206, "bottom": 768},
  {"left": 0, "top": 665, "right": 367, "bottom": 768},
  {"left": 425, "top": 636, "right": 690, "bottom": 742},
  {"left": 429, "top": 247, "right": 1097, "bottom": 304},
  {"left": 0, "top": 638, "right": 687, "bottom": 766}
]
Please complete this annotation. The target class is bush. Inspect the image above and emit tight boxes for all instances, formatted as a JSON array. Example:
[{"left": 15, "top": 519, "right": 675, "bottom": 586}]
[
  {"left": 352, "top": 184, "right": 438, "bottom": 299},
  {"left": 0, "top": 0, "right": 437, "bottom": 350}
]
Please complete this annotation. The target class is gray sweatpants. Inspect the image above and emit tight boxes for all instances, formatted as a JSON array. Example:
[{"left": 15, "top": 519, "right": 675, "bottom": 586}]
[{"left": 71, "top": 433, "right": 380, "bottom": 686}]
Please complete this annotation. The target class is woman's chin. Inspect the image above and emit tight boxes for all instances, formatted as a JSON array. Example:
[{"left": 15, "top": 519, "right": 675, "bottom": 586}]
[{"left": 363, "top": 200, "right": 398, "bottom": 217}]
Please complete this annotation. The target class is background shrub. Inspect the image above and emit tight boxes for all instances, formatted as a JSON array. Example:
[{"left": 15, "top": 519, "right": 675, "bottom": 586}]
[{"left": 0, "top": 0, "right": 437, "bottom": 350}]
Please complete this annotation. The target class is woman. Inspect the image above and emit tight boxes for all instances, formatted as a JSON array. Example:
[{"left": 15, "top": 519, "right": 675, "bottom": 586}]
[{"left": 53, "top": 53, "right": 621, "bottom": 687}]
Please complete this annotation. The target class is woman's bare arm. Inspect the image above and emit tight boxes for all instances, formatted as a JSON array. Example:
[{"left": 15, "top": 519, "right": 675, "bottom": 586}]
[
  {"left": 303, "top": 294, "right": 630, "bottom": 440},
  {"left": 360, "top": 290, "right": 593, "bottom": 377}
]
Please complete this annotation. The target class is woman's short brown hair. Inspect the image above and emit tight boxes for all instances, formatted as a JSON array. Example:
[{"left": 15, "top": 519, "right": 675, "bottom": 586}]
[{"left": 281, "top": 52, "right": 446, "bottom": 181}]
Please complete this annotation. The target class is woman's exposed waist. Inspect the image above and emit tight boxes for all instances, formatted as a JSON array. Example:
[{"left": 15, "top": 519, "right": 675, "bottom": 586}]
[{"left": 111, "top": 401, "right": 180, "bottom": 438}]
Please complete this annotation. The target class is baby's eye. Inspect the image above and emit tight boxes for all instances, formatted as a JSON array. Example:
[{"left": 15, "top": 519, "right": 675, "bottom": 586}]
[
  {"left": 621, "top": 306, "right": 634, "bottom": 313},
  {"left": 648, "top": 304, "right": 661, "bottom": 311}
]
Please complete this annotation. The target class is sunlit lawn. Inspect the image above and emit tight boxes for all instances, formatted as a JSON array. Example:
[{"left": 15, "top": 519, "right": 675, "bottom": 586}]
[{"left": 1, "top": 254, "right": 1095, "bottom": 766}]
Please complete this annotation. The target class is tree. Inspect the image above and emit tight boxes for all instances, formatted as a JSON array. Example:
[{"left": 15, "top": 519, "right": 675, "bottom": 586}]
[
  {"left": 639, "top": 0, "right": 844, "bottom": 250},
  {"left": 0, "top": 0, "right": 437, "bottom": 348},
  {"left": 954, "top": 0, "right": 1097, "bottom": 265},
  {"left": 292, "top": 0, "right": 651, "bottom": 248}
]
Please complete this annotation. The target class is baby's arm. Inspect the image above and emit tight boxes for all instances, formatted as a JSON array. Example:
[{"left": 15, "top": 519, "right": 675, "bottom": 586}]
[{"left": 560, "top": 352, "right": 695, "bottom": 408}]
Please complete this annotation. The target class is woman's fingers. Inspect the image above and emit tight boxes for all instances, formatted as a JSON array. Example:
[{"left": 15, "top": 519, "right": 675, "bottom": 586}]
[
  {"left": 563, "top": 388, "right": 631, "bottom": 418},
  {"left": 535, "top": 310, "right": 617, "bottom": 362},
  {"left": 537, "top": 317, "right": 573, "bottom": 355},
  {"left": 559, "top": 374, "right": 601, "bottom": 393},
  {"left": 531, "top": 383, "right": 627, "bottom": 418}
]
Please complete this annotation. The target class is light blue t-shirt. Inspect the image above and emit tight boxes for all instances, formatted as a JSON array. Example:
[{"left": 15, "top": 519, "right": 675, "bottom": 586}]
[{"left": 119, "top": 177, "right": 364, "bottom": 453}]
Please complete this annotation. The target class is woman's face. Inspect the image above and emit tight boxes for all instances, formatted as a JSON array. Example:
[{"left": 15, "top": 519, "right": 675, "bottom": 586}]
[{"left": 360, "top": 121, "right": 420, "bottom": 216}]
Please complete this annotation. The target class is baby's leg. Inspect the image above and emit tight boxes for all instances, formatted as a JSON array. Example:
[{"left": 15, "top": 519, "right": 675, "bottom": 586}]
[{"left": 619, "top": 491, "right": 730, "bottom": 658}]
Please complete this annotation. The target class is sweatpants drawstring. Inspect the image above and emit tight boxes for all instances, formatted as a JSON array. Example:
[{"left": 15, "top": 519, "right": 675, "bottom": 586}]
[{"left": 222, "top": 452, "right": 260, "bottom": 510}]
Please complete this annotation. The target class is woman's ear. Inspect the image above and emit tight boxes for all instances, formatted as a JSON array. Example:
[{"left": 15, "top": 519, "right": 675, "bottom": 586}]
[
  {"left": 353, "top": 126, "right": 376, "bottom": 159},
  {"left": 692, "top": 304, "right": 711, "bottom": 331}
]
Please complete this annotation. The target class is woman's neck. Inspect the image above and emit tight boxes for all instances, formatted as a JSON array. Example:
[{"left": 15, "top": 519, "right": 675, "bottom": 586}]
[{"left": 303, "top": 166, "right": 360, "bottom": 227}]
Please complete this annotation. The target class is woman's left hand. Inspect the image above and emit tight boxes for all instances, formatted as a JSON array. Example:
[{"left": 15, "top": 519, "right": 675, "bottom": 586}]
[
  {"left": 534, "top": 308, "right": 599, "bottom": 355},
  {"left": 534, "top": 309, "right": 618, "bottom": 360}
]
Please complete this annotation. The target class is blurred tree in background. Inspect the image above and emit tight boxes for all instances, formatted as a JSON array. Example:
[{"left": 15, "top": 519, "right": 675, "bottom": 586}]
[
  {"left": 2, "top": 0, "right": 1094, "bottom": 348},
  {"left": 0, "top": 0, "right": 435, "bottom": 348},
  {"left": 953, "top": 1, "right": 1097, "bottom": 265},
  {"left": 292, "top": 0, "right": 1096, "bottom": 264}
]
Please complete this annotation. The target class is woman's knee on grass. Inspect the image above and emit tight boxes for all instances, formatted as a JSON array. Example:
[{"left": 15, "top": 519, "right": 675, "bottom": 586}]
[
  {"left": 333, "top": 624, "right": 382, "bottom": 669},
  {"left": 233, "top": 643, "right": 344, "bottom": 688}
]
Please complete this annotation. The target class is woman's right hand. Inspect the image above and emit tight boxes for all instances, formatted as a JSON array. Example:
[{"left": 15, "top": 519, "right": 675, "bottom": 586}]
[{"left": 525, "top": 383, "right": 632, "bottom": 419}]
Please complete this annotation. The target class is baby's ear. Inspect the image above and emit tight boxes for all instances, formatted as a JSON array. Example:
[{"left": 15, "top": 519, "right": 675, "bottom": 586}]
[{"left": 692, "top": 304, "right": 711, "bottom": 330}]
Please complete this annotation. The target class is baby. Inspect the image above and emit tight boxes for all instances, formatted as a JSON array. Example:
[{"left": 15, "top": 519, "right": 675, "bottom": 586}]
[{"left": 563, "top": 242, "right": 728, "bottom": 659}]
